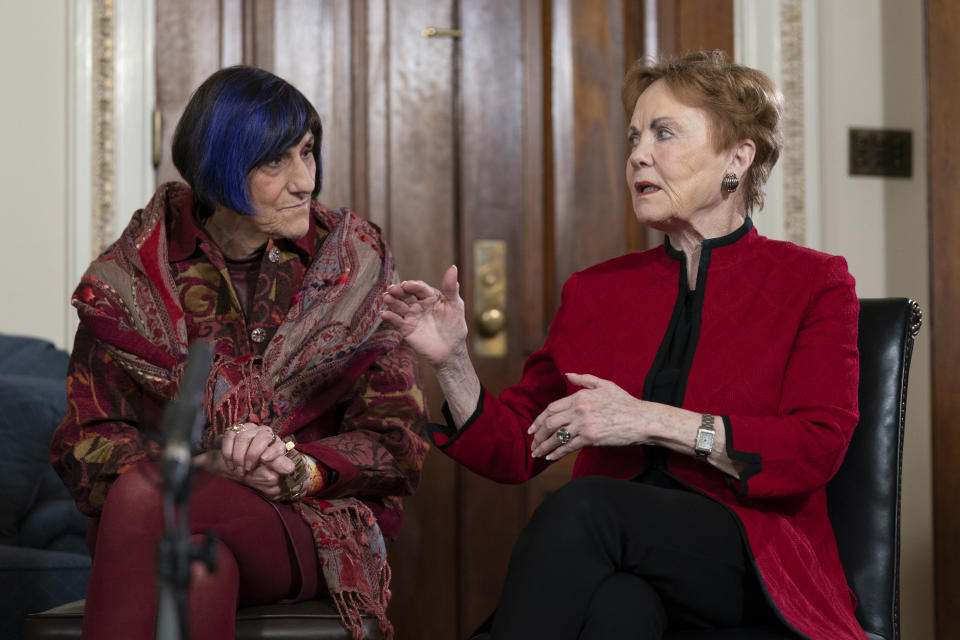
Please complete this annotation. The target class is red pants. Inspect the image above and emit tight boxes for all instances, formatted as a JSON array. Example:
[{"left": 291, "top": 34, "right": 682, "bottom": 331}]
[{"left": 81, "top": 463, "right": 320, "bottom": 639}]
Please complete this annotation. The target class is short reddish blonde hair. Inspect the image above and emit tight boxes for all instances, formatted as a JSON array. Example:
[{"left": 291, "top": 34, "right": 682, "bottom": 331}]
[{"left": 622, "top": 50, "right": 783, "bottom": 213}]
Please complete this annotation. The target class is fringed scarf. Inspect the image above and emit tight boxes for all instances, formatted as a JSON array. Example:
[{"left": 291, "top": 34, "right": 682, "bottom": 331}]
[{"left": 73, "top": 182, "right": 398, "bottom": 639}]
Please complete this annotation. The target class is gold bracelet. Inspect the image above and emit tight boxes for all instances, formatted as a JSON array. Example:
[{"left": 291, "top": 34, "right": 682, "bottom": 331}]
[{"left": 281, "top": 448, "right": 307, "bottom": 501}]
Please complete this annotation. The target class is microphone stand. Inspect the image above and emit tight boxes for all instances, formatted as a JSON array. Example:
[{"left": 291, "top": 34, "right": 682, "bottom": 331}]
[{"left": 155, "top": 343, "right": 217, "bottom": 640}]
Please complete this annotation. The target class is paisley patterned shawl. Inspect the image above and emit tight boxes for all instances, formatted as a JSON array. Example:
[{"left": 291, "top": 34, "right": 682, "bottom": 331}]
[
  {"left": 72, "top": 182, "right": 403, "bottom": 639},
  {"left": 73, "top": 185, "right": 192, "bottom": 395}
]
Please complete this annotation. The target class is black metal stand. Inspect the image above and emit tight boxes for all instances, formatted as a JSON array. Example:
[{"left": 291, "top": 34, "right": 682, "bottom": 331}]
[
  {"left": 155, "top": 479, "right": 218, "bottom": 640},
  {"left": 153, "top": 342, "right": 215, "bottom": 640}
]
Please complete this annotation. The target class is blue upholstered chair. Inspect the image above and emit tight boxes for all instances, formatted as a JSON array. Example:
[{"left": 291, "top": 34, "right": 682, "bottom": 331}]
[{"left": 0, "top": 335, "right": 91, "bottom": 640}]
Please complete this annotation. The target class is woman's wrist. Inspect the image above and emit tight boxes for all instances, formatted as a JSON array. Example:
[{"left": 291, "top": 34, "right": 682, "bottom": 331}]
[
  {"left": 642, "top": 405, "right": 705, "bottom": 452},
  {"left": 433, "top": 342, "right": 472, "bottom": 379},
  {"left": 434, "top": 344, "right": 482, "bottom": 428}
]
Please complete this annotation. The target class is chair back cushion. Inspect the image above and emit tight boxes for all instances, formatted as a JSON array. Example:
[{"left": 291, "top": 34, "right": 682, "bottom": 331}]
[
  {"left": 826, "top": 298, "right": 918, "bottom": 640},
  {"left": 0, "top": 334, "right": 69, "bottom": 379}
]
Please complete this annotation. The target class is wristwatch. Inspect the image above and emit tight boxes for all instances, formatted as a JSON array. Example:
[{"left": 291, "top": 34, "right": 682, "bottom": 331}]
[{"left": 694, "top": 414, "right": 716, "bottom": 457}]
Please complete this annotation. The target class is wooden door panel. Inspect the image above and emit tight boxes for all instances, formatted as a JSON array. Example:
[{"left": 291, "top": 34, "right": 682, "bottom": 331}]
[
  {"left": 657, "top": 0, "right": 734, "bottom": 58},
  {"left": 457, "top": 0, "right": 534, "bottom": 630},
  {"left": 273, "top": 0, "right": 353, "bottom": 210},
  {"left": 154, "top": 2, "right": 732, "bottom": 637},
  {"left": 549, "top": 0, "right": 634, "bottom": 309},
  {"left": 370, "top": 2, "right": 460, "bottom": 637},
  {"left": 927, "top": 1, "right": 959, "bottom": 636},
  {"left": 155, "top": 0, "right": 223, "bottom": 185}
]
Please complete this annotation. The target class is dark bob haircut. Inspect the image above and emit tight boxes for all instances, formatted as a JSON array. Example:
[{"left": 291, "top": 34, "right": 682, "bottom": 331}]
[{"left": 172, "top": 66, "right": 323, "bottom": 215}]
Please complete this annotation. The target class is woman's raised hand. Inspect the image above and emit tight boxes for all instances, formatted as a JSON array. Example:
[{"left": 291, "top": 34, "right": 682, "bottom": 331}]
[{"left": 381, "top": 265, "right": 469, "bottom": 368}]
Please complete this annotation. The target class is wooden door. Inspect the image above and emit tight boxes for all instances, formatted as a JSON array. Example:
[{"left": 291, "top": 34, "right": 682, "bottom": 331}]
[
  {"left": 927, "top": 0, "right": 960, "bottom": 637},
  {"left": 155, "top": 1, "right": 730, "bottom": 637}
]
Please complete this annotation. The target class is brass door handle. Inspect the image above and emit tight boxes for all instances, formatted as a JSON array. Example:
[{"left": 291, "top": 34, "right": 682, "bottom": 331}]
[
  {"left": 152, "top": 108, "right": 162, "bottom": 168},
  {"left": 422, "top": 26, "right": 462, "bottom": 38},
  {"left": 473, "top": 240, "right": 506, "bottom": 357},
  {"left": 476, "top": 308, "right": 506, "bottom": 338}
]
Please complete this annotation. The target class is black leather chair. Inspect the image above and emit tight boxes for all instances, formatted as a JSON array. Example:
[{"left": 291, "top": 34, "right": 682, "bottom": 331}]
[{"left": 469, "top": 298, "right": 921, "bottom": 640}]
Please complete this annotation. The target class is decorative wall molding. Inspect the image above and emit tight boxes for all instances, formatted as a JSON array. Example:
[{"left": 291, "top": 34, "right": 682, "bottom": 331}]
[
  {"left": 113, "top": 0, "right": 157, "bottom": 238},
  {"left": 734, "top": 0, "right": 820, "bottom": 249},
  {"left": 68, "top": 0, "right": 155, "bottom": 347},
  {"left": 92, "top": 0, "right": 115, "bottom": 255},
  {"left": 67, "top": 0, "right": 94, "bottom": 346},
  {"left": 780, "top": 0, "right": 805, "bottom": 246}
]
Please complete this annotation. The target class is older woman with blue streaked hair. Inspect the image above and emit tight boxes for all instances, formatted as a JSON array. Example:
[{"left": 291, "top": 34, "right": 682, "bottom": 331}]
[{"left": 52, "top": 66, "right": 427, "bottom": 640}]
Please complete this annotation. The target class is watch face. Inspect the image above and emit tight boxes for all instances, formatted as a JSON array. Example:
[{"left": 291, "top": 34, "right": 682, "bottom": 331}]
[{"left": 696, "top": 428, "right": 715, "bottom": 455}]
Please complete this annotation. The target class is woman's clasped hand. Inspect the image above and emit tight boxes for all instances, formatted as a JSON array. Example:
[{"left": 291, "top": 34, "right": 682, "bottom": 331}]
[{"left": 194, "top": 423, "right": 295, "bottom": 500}]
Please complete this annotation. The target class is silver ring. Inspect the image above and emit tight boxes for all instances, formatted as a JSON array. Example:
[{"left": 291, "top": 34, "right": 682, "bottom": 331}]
[
  {"left": 269, "top": 433, "right": 278, "bottom": 444},
  {"left": 556, "top": 427, "right": 572, "bottom": 446}
]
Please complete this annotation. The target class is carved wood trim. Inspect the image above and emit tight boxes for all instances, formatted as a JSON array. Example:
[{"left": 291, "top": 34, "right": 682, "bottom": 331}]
[
  {"left": 779, "top": 0, "right": 805, "bottom": 245},
  {"left": 92, "top": 0, "right": 115, "bottom": 255}
]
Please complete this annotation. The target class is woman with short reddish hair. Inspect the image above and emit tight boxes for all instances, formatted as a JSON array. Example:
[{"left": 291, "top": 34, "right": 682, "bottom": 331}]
[{"left": 384, "top": 51, "right": 863, "bottom": 639}]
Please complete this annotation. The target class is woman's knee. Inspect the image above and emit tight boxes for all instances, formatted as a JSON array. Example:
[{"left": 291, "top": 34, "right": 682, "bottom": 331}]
[
  {"left": 514, "top": 476, "right": 631, "bottom": 558},
  {"left": 187, "top": 537, "right": 239, "bottom": 640},
  {"left": 98, "top": 463, "right": 163, "bottom": 534},
  {"left": 581, "top": 572, "right": 667, "bottom": 639}
]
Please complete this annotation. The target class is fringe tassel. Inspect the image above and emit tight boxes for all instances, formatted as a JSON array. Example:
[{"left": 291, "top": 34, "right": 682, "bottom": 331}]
[
  {"left": 329, "top": 566, "right": 394, "bottom": 640},
  {"left": 202, "top": 355, "right": 271, "bottom": 445},
  {"left": 299, "top": 500, "right": 394, "bottom": 640}
]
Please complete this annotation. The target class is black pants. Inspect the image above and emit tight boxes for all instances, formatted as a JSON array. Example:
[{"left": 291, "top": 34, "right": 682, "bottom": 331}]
[{"left": 490, "top": 474, "right": 780, "bottom": 640}]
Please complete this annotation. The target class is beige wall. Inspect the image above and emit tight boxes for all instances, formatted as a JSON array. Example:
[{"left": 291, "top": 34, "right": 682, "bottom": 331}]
[
  {"left": 0, "top": 3, "right": 70, "bottom": 348},
  {"left": 818, "top": 1, "right": 933, "bottom": 638}
]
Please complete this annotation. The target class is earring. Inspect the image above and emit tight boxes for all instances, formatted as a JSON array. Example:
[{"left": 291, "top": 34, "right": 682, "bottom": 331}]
[{"left": 722, "top": 173, "right": 739, "bottom": 192}]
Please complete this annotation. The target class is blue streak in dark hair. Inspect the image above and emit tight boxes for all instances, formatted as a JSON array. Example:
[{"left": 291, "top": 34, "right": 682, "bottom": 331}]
[{"left": 173, "top": 66, "right": 322, "bottom": 215}]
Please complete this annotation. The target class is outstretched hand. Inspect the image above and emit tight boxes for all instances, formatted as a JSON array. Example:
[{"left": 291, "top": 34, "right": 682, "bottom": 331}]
[{"left": 381, "top": 265, "right": 469, "bottom": 367}]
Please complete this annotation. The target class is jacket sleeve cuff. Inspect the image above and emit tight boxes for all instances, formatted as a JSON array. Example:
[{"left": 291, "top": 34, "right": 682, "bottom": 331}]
[
  {"left": 721, "top": 415, "right": 762, "bottom": 497},
  {"left": 428, "top": 386, "right": 485, "bottom": 449},
  {"left": 295, "top": 443, "right": 356, "bottom": 495}
]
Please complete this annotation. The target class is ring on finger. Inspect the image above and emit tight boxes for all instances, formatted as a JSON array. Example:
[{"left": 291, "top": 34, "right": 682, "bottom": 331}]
[
  {"left": 269, "top": 433, "right": 278, "bottom": 445},
  {"left": 227, "top": 423, "right": 246, "bottom": 433},
  {"left": 556, "top": 427, "right": 572, "bottom": 445}
]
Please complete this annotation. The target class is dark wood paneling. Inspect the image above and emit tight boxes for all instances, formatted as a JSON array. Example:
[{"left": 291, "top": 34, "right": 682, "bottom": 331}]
[
  {"left": 927, "top": 1, "right": 960, "bottom": 637},
  {"left": 242, "top": 0, "right": 274, "bottom": 69},
  {"left": 550, "top": 0, "right": 630, "bottom": 308},
  {"left": 376, "top": 2, "right": 460, "bottom": 639},
  {"left": 155, "top": 0, "right": 222, "bottom": 184},
  {"left": 350, "top": 0, "right": 371, "bottom": 220},
  {"left": 522, "top": 0, "right": 547, "bottom": 357},
  {"left": 154, "top": 4, "right": 733, "bottom": 638},
  {"left": 622, "top": 2, "right": 647, "bottom": 254},
  {"left": 272, "top": 0, "right": 354, "bottom": 210},
  {"left": 458, "top": 0, "right": 535, "bottom": 632},
  {"left": 363, "top": 0, "right": 389, "bottom": 234},
  {"left": 657, "top": 0, "right": 734, "bottom": 57}
]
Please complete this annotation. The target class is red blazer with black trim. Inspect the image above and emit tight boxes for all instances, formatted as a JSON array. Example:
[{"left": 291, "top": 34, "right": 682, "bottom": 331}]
[{"left": 432, "top": 220, "right": 864, "bottom": 640}]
